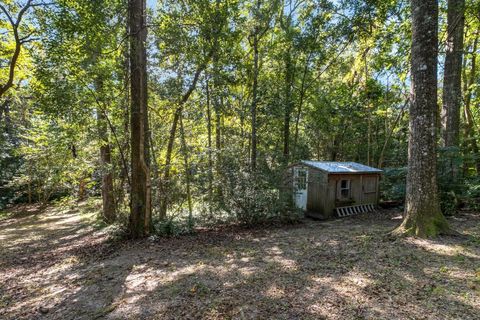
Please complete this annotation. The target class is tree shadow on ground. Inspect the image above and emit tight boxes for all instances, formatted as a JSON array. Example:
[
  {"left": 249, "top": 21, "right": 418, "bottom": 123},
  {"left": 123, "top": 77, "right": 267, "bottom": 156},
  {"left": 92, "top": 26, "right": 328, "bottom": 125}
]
[
  {"left": 99, "top": 211, "right": 479, "bottom": 319},
  {"left": 1, "top": 207, "right": 479, "bottom": 319}
]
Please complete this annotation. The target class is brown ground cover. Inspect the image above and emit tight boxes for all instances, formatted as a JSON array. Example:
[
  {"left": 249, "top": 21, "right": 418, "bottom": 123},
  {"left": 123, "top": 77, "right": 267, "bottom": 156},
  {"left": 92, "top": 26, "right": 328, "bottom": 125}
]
[{"left": 1, "top": 203, "right": 479, "bottom": 319}]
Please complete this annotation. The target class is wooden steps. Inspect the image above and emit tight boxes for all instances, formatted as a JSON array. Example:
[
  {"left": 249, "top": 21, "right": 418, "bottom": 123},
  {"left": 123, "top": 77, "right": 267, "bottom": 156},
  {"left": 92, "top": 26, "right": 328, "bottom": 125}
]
[{"left": 335, "top": 204, "right": 375, "bottom": 217}]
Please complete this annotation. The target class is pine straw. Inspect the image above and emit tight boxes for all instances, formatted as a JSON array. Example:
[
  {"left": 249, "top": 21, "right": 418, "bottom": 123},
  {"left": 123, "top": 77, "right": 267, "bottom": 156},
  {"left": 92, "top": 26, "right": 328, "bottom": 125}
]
[{"left": 0, "top": 205, "right": 479, "bottom": 319}]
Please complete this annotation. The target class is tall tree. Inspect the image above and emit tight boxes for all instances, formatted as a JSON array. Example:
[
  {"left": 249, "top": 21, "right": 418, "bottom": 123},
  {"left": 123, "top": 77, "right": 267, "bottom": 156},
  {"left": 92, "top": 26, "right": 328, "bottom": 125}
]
[
  {"left": 129, "top": 0, "right": 151, "bottom": 237},
  {"left": 393, "top": 0, "right": 450, "bottom": 237},
  {"left": 96, "top": 79, "right": 116, "bottom": 223},
  {"left": 249, "top": 0, "right": 261, "bottom": 172},
  {"left": 279, "top": 4, "right": 295, "bottom": 163},
  {"left": 441, "top": 0, "right": 465, "bottom": 178},
  {"left": 463, "top": 34, "right": 480, "bottom": 173},
  {"left": 0, "top": 0, "right": 37, "bottom": 99}
]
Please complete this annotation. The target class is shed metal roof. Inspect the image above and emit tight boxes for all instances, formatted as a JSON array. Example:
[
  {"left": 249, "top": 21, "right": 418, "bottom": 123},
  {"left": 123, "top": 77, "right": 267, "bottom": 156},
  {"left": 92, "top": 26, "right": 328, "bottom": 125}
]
[{"left": 300, "top": 160, "right": 382, "bottom": 174}]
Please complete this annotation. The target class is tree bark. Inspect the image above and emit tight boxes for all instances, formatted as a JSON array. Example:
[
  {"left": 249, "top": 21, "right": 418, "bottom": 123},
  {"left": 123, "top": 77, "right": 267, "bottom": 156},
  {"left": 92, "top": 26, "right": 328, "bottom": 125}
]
[
  {"left": 98, "top": 111, "right": 116, "bottom": 223},
  {"left": 128, "top": 0, "right": 151, "bottom": 238},
  {"left": 441, "top": 0, "right": 465, "bottom": 183},
  {"left": 251, "top": 30, "right": 259, "bottom": 172},
  {"left": 212, "top": 38, "right": 223, "bottom": 200},
  {"left": 442, "top": 0, "right": 465, "bottom": 147},
  {"left": 463, "top": 36, "right": 480, "bottom": 173},
  {"left": 92, "top": 65, "right": 116, "bottom": 223},
  {"left": 393, "top": 0, "right": 451, "bottom": 238},
  {"left": 118, "top": 22, "right": 131, "bottom": 209},
  {"left": 96, "top": 78, "right": 116, "bottom": 223},
  {"left": 283, "top": 48, "right": 294, "bottom": 162},
  {"left": 179, "top": 115, "right": 193, "bottom": 221},
  {"left": 205, "top": 77, "right": 214, "bottom": 214},
  {"left": 292, "top": 54, "right": 311, "bottom": 157}
]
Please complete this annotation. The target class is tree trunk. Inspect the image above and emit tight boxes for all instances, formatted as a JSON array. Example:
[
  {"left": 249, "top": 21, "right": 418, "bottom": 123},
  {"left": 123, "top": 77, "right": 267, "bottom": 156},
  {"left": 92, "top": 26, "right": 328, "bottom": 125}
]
[
  {"left": 378, "top": 99, "right": 408, "bottom": 168},
  {"left": 158, "top": 107, "right": 180, "bottom": 220},
  {"left": 292, "top": 54, "right": 311, "bottom": 157},
  {"left": 179, "top": 115, "right": 193, "bottom": 222},
  {"left": 128, "top": 0, "right": 151, "bottom": 238},
  {"left": 97, "top": 108, "right": 116, "bottom": 223},
  {"left": 118, "top": 21, "right": 131, "bottom": 210},
  {"left": 393, "top": 0, "right": 451, "bottom": 238},
  {"left": 283, "top": 48, "right": 294, "bottom": 162},
  {"left": 93, "top": 73, "right": 116, "bottom": 223},
  {"left": 442, "top": 0, "right": 465, "bottom": 147},
  {"left": 463, "top": 36, "right": 480, "bottom": 173},
  {"left": 441, "top": 0, "right": 465, "bottom": 182},
  {"left": 212, "top": 45, "right": 223, "bottom": 201},
  {"left": 205, "top": 77, "right": 213, "bottom": 214},
  {"left": 251, "top": 32, "right": 259, "bottom": 172},
  {"left": 158, "top": 56, "right": 211, "bottom": 220}
]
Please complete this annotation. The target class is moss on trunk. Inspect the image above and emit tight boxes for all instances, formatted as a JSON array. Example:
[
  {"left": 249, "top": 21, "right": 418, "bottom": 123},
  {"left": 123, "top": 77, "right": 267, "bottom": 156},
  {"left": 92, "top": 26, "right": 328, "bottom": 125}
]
[
  {"left": 393, "top": 0, "right": 455, "bottom": 239},
  {"left": 392, "top": 210, "right": 451, "bottom": 238}
]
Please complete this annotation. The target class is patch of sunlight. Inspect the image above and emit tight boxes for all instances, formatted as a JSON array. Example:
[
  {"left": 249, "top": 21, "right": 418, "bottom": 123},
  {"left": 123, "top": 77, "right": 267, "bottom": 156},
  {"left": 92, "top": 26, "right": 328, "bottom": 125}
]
[
  {"left": 264, "top": 255, "right": 298, "bottom": 271},
  {"left": 406, "top": 238, "right": 480, "bottom": 259},
  {"left": 264, "top": 284, "right": 285, "bottom": 299},
  {"left": 126, "top": 262, "right": 208, "bottom": 293},
  {"left": 240, "top": 256, "right": 251, "bottom": 263},
  {"left": 266, "top": 245, "right": 283, "bottom": 255},
  {"left": 238, "top": 266, "right": 258, "bottom": 277},
  {"left": 311, "top": 271, "right": 373, "bottom": 295},
  {"left": 343, "top": 271, "right": 374, "bottom": 289}
]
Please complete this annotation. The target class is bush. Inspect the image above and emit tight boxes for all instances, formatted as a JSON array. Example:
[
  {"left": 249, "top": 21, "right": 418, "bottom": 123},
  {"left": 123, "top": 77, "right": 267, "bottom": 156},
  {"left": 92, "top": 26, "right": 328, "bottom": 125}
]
[
  {"left": 153, "top": 214, "right": 195, "bottom": 236},
  {"left": 462, "top": 176, "right": 480, "bottom": 211},
  {"left": 380, "top": 167, "right": 407, "bottom": 203},
  {"left": 221, "top": 168, "right": 301, "bottom": 225}
]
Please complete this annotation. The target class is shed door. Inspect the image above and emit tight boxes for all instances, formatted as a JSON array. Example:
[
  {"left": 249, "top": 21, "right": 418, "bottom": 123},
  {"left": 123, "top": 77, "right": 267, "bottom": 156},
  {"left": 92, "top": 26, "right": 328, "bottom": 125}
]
[
  {"left": 362, "top": 176, "right": 377, "bottom": 204},
  {"left": 293, "top": 167, "right": 308, "bottom": 210}
]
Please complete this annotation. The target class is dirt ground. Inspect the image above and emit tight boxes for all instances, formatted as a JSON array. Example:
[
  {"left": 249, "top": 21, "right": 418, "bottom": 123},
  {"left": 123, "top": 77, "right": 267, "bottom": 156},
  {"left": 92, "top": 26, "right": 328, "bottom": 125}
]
[{"left": 0, "top": 203, "right": 479, "bottom": 320}]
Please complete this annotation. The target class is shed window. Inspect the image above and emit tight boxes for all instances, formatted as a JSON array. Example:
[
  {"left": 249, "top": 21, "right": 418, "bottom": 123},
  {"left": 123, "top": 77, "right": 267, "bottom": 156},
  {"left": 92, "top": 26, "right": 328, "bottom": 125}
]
[{"left": 339, "top": 179, "right": 350, "bottom": 198}]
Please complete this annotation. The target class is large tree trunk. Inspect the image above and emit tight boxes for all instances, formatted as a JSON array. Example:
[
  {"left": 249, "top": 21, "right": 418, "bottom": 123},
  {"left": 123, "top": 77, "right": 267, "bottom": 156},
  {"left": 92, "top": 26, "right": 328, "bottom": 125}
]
[
  {"left": 393, "top": 0, "right": 450, "bottom": 238},
  {"left": 128, "top": 0, "right": 151, "bottom": 238},
  {"left": 441, "top": 0, "right": 465, "bottom": 181},
  {"left": 463, "top": 36, "right": 480, "bottom": 173}
]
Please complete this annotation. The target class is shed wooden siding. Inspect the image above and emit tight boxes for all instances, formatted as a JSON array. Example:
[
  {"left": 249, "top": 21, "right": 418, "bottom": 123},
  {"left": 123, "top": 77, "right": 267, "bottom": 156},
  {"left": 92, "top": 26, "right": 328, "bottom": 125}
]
[
  {"left": 306, "top": 167, "right": 327, "bottom": 212},
  {"left": 328, "top": 173, "right": 380, "bottom": 205},
  {"left": 290, "top": 163, "right": 381, "bottom": 219}
]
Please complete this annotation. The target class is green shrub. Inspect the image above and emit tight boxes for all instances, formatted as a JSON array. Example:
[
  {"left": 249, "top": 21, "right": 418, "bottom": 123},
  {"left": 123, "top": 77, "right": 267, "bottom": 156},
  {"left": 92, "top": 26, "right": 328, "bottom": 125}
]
[{"left": 380, "top": 167, "right": 407, "bottom": 202}]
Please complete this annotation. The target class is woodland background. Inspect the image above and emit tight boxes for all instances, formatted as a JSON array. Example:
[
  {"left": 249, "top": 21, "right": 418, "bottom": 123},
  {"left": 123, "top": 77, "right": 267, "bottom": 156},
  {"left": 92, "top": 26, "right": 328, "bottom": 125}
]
[{"left": 1, "top": 0, "right": 479, "bottom": 235}]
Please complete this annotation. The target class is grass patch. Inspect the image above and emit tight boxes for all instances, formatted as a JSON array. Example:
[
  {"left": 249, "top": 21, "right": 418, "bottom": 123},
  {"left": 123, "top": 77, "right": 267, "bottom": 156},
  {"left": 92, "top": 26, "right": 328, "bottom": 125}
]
[{"left": 0, "top": 209, "right": 12, "bottom": 221}]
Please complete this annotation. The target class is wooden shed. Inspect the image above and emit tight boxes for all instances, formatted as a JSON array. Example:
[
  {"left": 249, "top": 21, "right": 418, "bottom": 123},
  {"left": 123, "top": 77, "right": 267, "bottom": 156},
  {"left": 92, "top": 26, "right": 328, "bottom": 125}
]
[{"left": 288, "top": 161, "right": 382, "bottom": 219}]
